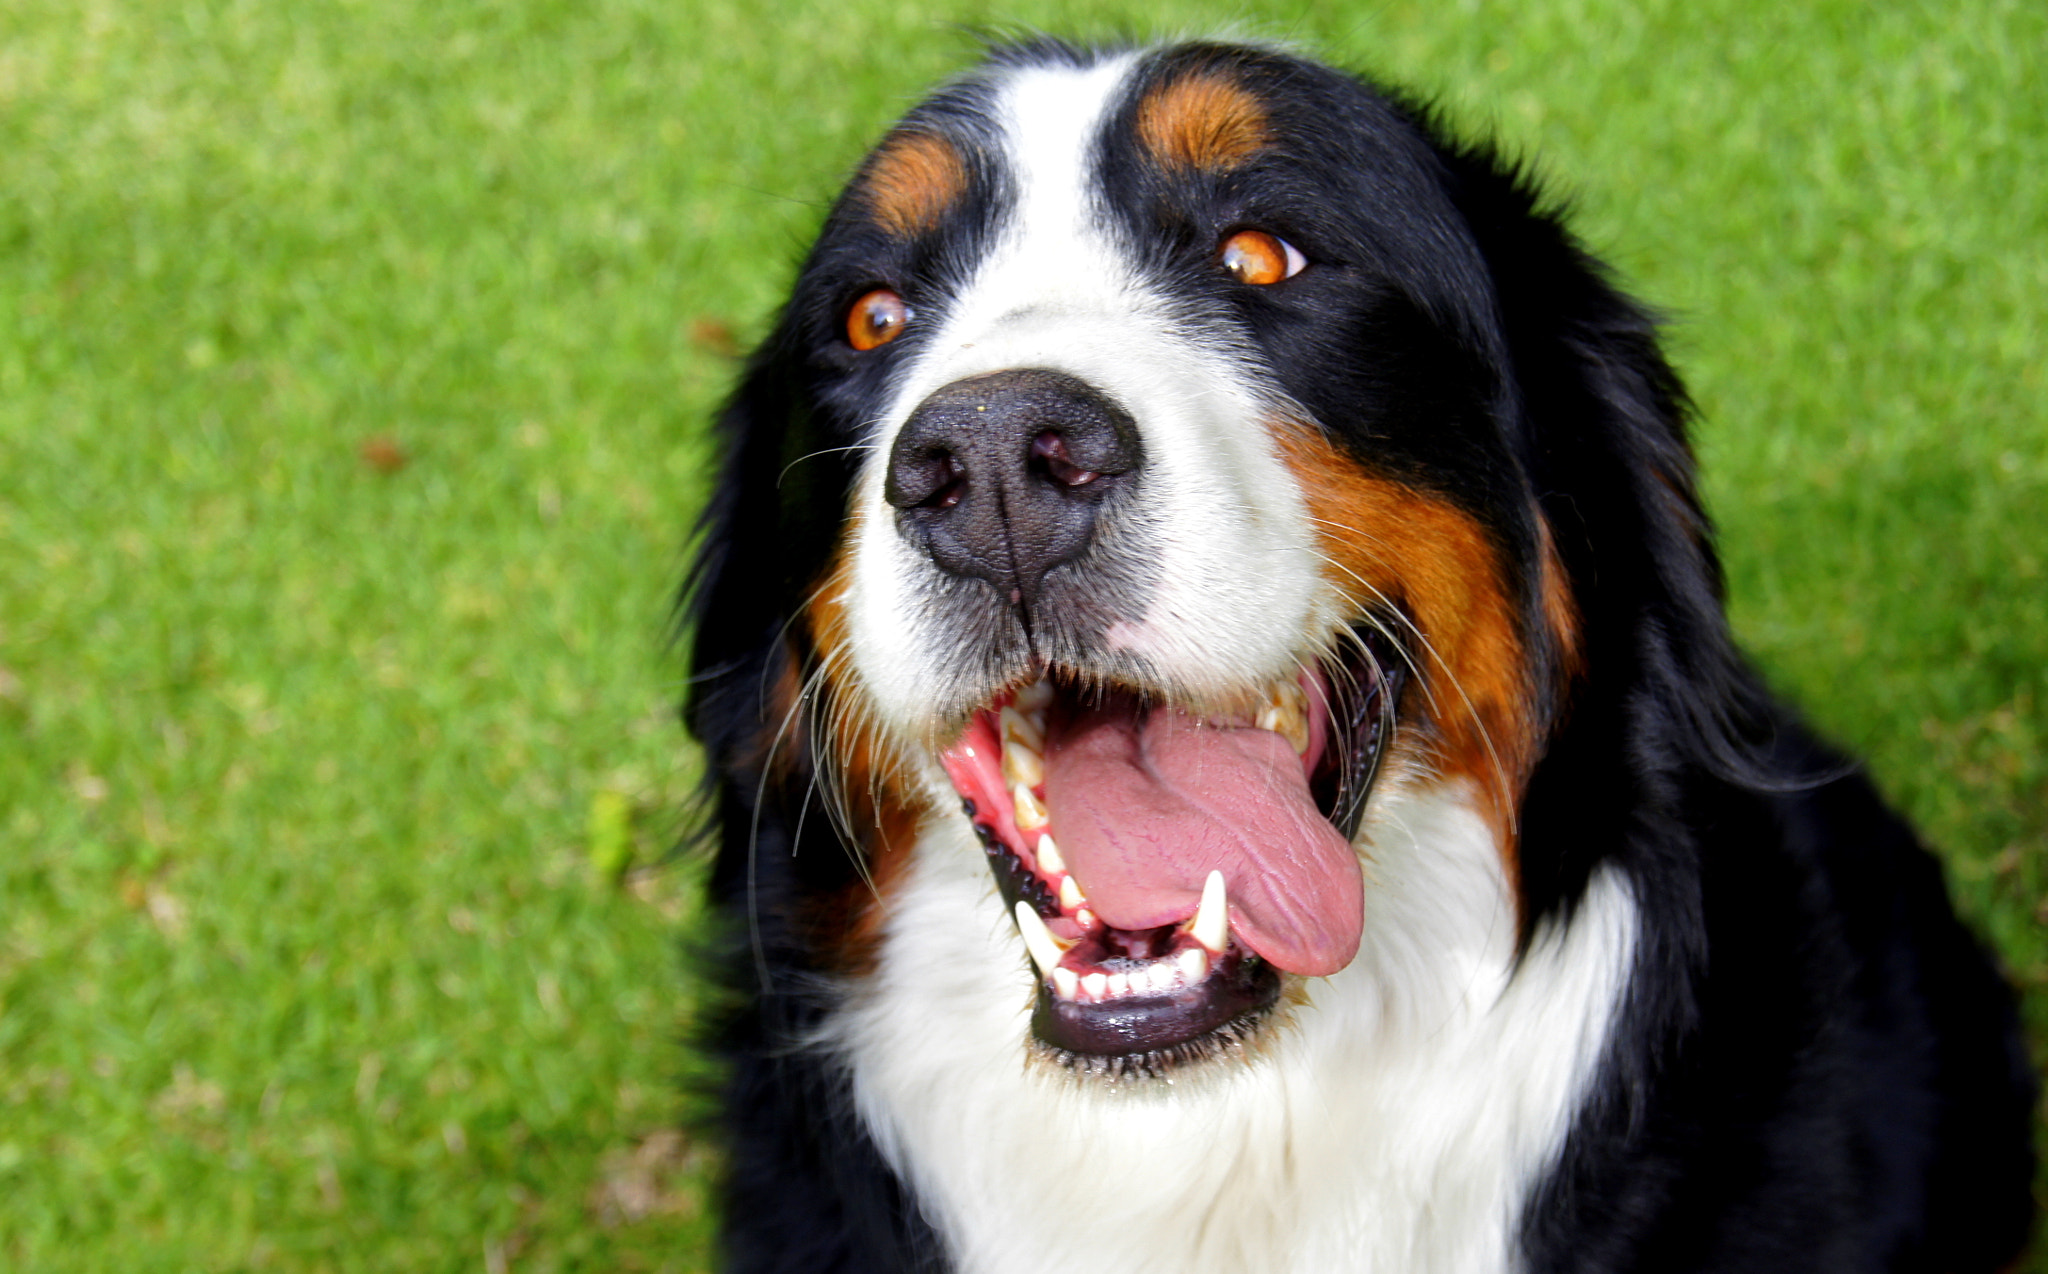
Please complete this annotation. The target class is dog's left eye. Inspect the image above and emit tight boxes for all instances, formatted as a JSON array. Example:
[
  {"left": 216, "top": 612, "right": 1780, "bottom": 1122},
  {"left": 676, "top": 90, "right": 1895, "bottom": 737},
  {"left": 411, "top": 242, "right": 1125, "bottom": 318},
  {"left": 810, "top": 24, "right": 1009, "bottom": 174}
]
[
  {"left": 1219, "top": 230, "right": 1307, "bottom": 285},
  {"left": 846, "top": 288, "right": 912, "bottom": 350}
]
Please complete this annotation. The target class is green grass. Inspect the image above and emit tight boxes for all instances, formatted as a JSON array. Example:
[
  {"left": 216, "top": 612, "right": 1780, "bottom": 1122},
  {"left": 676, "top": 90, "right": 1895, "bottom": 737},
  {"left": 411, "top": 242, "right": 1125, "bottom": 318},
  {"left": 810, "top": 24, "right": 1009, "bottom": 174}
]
[{"left": 2, "top": 0, "right": 2041, "bottom": 1268}]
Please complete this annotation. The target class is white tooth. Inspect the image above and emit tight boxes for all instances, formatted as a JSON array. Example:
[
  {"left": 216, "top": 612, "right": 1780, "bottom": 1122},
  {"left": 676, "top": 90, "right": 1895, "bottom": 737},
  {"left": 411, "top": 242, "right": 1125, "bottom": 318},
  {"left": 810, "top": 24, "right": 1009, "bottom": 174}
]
[
  {"left": 1053, "top": 967, "right": 1079, "bottom": 999},
  {"left": 1014, "top": 678, "right": 1054, "bottom": 712},
  {"left": 1145, "top": 963, "right": 1174, "bottom": 993},
  {"left": 1258, "top": 680, "right": 1310, "bottom": 755},
  {"left": 1013, "top": 902, "right": 1064, "bottom": 979},
  {"left": 1034, "top": 833, "right": 1065, "bottom": 875},
  {"left": 999, "top": 705, "right": 1045, "bottom": 754},
  {"left": 1193, "top": 870, "right": 1229, "bottom": 954},
  {"left": 1013, "top": 783, "right": 1048, "bottom": 831},
  {"left": 1075, "top": 908, "right": 1097, "bottom": 930},
  {"left": 1082, "top": 971, "right": 1108, "bottom": 999},
  {"left": 1106, "top": 972, "right": 1129, "bottom": 997},
  {"left": 1002, "top": 736, "right": 1045, "bottom": 789},
  {"left": 1177, "top": 946, "right": 1209, "bottom": 984},
  {"left": 1058, "top": 875, "right": 1084, "bottom": 911}
]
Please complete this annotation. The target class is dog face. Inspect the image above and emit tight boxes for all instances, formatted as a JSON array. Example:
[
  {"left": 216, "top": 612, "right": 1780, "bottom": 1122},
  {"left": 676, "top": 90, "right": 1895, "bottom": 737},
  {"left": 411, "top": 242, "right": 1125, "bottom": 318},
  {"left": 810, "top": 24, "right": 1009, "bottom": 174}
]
[{"left": 693, "top": 40, "right": 1693, "bottom": 1075}]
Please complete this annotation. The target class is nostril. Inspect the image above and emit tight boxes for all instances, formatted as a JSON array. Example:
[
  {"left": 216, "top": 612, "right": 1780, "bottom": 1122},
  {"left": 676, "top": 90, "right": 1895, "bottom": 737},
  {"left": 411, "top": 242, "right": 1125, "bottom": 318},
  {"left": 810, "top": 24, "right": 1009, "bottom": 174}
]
[
  {"left": 1030, "top": 432, "right": 1100, "bottom": 488},
  {"left": 933, "top": 462, "right": 967, "bottom": 508},
  {"left": 889, "top": 449, "right": 967, "bottom": 510}
]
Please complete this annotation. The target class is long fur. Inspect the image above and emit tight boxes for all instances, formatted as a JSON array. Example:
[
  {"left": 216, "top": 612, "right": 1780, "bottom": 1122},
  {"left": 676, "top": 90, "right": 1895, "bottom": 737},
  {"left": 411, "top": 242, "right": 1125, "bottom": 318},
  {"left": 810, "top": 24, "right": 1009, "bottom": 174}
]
[{"left": 683, "top": 40, "right": 2035, "bottom": 1274}]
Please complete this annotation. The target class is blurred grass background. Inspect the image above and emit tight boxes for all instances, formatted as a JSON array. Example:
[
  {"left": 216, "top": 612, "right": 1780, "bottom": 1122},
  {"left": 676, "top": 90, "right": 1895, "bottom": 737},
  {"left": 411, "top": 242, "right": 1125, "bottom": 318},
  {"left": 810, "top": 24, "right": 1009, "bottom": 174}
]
[{"left": 1, "top": 0, "right": 2041, "bottom": 1268}]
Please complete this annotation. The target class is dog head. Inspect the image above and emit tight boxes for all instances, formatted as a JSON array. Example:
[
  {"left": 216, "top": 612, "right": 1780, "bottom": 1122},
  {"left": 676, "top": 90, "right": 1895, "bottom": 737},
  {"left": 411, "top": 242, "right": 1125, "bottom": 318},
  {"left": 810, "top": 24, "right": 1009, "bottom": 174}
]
[{"left": 689, "top": 40, "right": 1751, "bottom": 1074}]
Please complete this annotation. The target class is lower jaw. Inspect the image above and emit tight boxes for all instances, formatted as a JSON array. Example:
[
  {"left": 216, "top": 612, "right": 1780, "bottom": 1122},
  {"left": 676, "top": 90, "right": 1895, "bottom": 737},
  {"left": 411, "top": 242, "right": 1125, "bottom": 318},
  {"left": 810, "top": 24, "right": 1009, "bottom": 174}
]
[{"left": 1029, "top": 953, "right": 1282, "bottom": 1079}]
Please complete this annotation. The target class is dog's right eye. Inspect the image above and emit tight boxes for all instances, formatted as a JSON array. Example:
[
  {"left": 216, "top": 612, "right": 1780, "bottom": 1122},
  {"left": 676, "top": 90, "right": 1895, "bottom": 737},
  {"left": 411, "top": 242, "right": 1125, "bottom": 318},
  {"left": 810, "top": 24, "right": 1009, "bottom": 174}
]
[
  {"left": 847, "top": 289, "right": 912, "bottom": 350},
  {"left": 1219, "top": 230, "right": 1307, "bottom": 285}
]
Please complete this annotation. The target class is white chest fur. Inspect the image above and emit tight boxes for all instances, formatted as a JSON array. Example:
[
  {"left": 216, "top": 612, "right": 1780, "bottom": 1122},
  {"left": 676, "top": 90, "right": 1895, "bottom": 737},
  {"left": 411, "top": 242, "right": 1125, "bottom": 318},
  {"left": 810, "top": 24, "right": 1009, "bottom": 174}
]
[{"left": 829, "top": 784, "right": 1638, "bottom": 1274}]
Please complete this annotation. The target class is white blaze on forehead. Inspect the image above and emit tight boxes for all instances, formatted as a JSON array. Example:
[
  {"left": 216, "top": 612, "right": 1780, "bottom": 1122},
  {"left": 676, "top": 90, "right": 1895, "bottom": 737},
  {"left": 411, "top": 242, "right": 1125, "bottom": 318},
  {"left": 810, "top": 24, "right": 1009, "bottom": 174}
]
[
  {"left": 869, "top": 56, "right": 1146, "bottom": 432},
  {"left": 847, "top": 55, "right": 1331, "bottom": 732}
]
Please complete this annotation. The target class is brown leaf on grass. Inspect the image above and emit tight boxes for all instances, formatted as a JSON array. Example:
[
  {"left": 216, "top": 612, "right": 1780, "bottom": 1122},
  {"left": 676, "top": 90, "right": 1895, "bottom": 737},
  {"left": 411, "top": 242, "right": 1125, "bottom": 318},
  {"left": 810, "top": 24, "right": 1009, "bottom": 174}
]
[
  {"left": 589, "top": 1128, "right": 711, "bottom": 1228},
  {"left": 316, "top": 1161, "right": 344, "bottom": 1211},
  {"left": 145, "top": 886, "right": 187, "bottom": 937},
  {"left": 68, "top": 763, "right": 109, "bottom": 803},
  {"left": 358, "top": 436, "right": 408, "bottom": 473},
  {"left": 689, "top": 317, "right": 740, "bottom": 359},
  {"left": 154, "top": 1064, "right": 227, "bottom": 1119}
]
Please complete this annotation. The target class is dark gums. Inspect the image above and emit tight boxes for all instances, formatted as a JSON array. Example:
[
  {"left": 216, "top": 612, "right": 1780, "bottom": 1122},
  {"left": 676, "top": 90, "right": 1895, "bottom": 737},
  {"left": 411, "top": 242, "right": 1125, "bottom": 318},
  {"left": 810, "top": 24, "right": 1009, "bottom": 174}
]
[
  {"left": 983, "top": 829, "right": 1058, "bottom": 917},
  {"left": 1032, "top": 948, "right": 1280, "bottom": 1057}
]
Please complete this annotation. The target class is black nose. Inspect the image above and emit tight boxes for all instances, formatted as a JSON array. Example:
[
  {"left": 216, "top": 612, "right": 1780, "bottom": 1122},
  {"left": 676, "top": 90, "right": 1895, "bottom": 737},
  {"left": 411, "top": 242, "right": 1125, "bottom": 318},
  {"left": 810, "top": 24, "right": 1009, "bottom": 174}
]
[{"left": 884, "top": 369, "right": 1144, "bottom": 606}]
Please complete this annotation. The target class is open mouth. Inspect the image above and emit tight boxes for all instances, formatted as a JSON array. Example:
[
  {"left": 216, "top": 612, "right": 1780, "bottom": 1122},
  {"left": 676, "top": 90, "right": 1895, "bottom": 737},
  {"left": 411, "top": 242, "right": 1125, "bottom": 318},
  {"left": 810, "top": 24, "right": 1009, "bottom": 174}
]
[{"left": 939, "top": 630, "right": 1402, "bottom": 1073}]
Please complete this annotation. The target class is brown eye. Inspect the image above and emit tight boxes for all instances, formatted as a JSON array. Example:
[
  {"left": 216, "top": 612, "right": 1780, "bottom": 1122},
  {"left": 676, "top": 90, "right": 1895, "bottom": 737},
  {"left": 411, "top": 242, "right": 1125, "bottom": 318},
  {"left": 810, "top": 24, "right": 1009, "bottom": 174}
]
[
  {"left": 847, "top": 288, "right": 911, "bottom": 350},
  {"left": 1219, "top": 230, "right": 1307, "bottom": 285}
]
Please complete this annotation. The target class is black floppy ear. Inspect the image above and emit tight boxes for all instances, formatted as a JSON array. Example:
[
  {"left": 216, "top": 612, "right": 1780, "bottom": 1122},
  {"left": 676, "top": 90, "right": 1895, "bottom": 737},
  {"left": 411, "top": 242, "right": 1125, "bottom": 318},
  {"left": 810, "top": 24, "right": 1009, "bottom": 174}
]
[
  {"left": 682, "top": 321, "right": 854, "bottom": 781},
  {"left": 1436, "top": 141, "right": 1780, "bottom": 918},
  {"left": 1489, "top": 196, "right": 1776, "bottom": 779},
  {"left": 683, "top": 329, "right": 805, "bottom": 784},
  {"left": 681, "top": 315, "right": 879, "bottom": 921}
]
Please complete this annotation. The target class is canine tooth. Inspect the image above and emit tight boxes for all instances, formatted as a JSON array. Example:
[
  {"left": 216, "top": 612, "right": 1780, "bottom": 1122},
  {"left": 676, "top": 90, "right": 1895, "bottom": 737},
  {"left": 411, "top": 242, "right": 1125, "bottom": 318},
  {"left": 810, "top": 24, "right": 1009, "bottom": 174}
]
[
  {"left": 1082, "top": 971, "right": 1107, "bottom": 999},
  {"left": 1034, "top": 833, "right": 1065, "bottom": 875},
  {"left": 1002, "top": 736, "right": 1045, "bottom": 789},
  {"left": 1053, "top": 967, "right": 1079, "bottom": 999},
  {"left": 1058, "top": 875, "right": 1084, "bottom": 911},
  {"left": 1013, "top": 902, "right": 1064, "bottom": 979},
  {"left": 1177, "top": 946, "right": 1209, "bottom": 984},
  {"left": 1013, "top": 783, "right": 1048, "bottom": 831},
  {"left": 999, "top": 705, "right": 1045, "bottom": 754},
  {"left": 1014, "top": 678, "right": 1054, "bottom": 712},
  {"left": 1106, "top": 972, "right": 1129, "bottom": 997},
  {"left": 1193, "top": 870, "right": 1229, "bottom": 954}
]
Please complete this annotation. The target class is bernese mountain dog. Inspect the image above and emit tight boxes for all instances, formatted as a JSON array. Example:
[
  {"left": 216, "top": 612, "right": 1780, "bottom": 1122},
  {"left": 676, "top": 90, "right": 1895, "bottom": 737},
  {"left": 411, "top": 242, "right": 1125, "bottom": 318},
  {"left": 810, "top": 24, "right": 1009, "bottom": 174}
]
[{"left": 682, "top": 39, "right": 2036, "bottom": 1274}]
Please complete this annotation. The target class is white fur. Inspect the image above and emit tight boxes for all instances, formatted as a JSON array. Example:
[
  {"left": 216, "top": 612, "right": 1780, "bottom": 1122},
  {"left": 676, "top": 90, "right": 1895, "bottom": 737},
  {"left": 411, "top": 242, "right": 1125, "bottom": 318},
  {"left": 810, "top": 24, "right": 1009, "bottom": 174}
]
[
  {"left": 832, "top": 779, "right": 1638, "bottom": 1274},
  {"left": 845, "top": 57, "right": 1332, "bottom": 732}
]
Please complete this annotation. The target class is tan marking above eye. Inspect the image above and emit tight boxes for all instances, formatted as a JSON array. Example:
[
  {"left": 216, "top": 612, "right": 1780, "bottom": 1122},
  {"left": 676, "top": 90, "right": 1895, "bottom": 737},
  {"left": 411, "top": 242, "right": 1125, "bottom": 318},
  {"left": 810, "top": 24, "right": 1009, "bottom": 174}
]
[
  {"left": 847, "top": 289, "right": 911, "bottom": 350},
  {"left": 1136, "top": 71, "right": 1270, "bottom": 172},
  {"left": 1219, "top": 230, "right": 1307, "bottom": 285},
  {"left": 861, "top": 131, "right": 967, "bottom": 236}
]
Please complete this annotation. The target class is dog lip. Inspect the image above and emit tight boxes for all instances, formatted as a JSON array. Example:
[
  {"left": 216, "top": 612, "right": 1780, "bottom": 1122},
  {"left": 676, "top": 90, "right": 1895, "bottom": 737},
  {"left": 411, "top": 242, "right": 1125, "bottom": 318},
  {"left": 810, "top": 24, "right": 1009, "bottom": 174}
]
[{"left": 1031, "top": 946, "right": 1280, "bottom": 1060}]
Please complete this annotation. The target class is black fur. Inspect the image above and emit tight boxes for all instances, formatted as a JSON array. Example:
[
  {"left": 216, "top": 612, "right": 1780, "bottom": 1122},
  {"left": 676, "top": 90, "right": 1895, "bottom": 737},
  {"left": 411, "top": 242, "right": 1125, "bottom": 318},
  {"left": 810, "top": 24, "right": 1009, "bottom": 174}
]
[{"left": 683, "top": 40, "right": 2034, "bottom": 1273}]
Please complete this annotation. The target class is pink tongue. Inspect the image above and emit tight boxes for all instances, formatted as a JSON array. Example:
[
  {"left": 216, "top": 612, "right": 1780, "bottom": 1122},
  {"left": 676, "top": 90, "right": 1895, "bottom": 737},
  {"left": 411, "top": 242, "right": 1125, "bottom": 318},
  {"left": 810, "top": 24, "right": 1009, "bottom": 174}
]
[{"left": 1042, "top": 701, "right": 1363, "bottom": 977}]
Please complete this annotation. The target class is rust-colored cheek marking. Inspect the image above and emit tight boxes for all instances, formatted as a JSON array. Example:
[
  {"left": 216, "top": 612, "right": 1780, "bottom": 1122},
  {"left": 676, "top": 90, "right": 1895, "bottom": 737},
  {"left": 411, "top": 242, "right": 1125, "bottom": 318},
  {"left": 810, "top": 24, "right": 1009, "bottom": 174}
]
[
  {"left": 858, "top": 130, "right": 967, "bottom": 237},
  {"left": 797, "top": 527, "right": 922, "bottom": 976},
  {"left": 1136, "top": 71, "right": 1269, "bottom": 172},
  {"left": 1275, "top": 426, "right": 1543, "bottom": 855}
]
